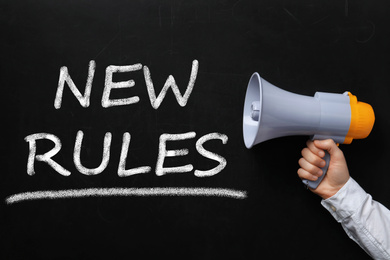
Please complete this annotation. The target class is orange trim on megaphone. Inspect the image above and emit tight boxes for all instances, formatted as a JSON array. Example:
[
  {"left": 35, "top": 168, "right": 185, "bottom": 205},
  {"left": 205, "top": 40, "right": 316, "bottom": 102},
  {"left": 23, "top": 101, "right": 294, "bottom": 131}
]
[{"left": 344, "top": 92, "right": 375, "bottom": 144}]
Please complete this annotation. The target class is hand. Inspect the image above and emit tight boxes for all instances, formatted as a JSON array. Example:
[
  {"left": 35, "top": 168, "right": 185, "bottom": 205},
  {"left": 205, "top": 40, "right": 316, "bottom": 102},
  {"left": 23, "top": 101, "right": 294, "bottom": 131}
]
[{"left": 298, "top": 139, "right": 350, "bottom": 199}]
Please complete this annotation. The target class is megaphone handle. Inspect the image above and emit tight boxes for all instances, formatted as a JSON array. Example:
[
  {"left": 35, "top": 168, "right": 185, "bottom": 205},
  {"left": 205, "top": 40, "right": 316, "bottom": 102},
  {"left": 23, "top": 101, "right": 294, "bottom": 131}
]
[{"left": 302, "top": 151, "right": 330, "bottom": 189}]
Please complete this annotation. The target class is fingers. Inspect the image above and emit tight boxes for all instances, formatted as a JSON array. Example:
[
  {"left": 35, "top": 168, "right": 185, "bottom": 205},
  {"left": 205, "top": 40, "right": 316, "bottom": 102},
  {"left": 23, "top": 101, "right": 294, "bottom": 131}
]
[
  {"left": 297, "top": 140, "right": 327, "bottom": 181},
  {"left": 298, "top": 157, "right": 323, "bottom": 180},
  {"left": 301, "top": 146, "right": 326, "bottom": 168}
]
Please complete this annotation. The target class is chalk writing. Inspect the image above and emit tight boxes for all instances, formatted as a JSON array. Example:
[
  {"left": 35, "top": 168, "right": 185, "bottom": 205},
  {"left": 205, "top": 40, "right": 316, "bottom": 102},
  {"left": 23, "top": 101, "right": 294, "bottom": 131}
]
[
  {"left": 102, "top": 63, "right": 143, "bottom": 108},
  {"left": 118, "top": 132, "right": 152, "bottom": 177},
  {"left": 8, "top": 59, "right": 246, "bottom": 204},
  {"left": 144, "top": 60, "right": 199, "bottom": 109},
  {"left": 25, "top": 133, "right": 71, "bottom": 176},
  {"left": 195, "top": 133, "right": 228, "bottom": 177},
  {"left": 156, "top": 132, "right": 197, "bottom": 176},
  {"left": 74, "top": 131, "right": 112, "bottom": 175},
  {"left": 25, "top": 131, "right": 228, "bottom": 177},
  {"left": 54, "top": 60, "right": 96, "bottom": 109},
  {"left": 54, "top": 59, "right": 199, "bottom": 109},
  {"left": 6, "top": 187, "right": 247, "bottom": 205}
]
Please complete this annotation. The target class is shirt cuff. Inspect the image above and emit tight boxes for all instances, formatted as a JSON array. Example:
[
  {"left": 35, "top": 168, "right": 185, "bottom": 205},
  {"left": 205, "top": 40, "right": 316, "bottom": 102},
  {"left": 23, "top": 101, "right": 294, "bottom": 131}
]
[{"left": 321, "top": 177, "right": 369, "bottom": 222}]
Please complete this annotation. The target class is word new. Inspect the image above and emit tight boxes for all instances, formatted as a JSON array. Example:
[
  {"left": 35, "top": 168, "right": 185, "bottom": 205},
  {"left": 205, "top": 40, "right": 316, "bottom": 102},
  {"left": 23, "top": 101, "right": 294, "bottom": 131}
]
[{"left": 54, "top": 59, "right": 199, "bottom": 109}]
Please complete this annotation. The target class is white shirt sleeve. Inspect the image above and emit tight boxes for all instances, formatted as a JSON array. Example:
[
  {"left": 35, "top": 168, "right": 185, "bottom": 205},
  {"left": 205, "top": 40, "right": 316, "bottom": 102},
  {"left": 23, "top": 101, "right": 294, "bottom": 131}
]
[{"left": 321, "top": 177, "right": 390, "bottom": 260}]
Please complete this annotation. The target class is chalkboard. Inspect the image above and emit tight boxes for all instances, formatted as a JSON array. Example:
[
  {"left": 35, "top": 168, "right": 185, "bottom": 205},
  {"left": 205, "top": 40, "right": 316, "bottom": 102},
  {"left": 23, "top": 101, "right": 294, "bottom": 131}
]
[{"left": 2, "top": 0, "right": 389, "bottom": 259}]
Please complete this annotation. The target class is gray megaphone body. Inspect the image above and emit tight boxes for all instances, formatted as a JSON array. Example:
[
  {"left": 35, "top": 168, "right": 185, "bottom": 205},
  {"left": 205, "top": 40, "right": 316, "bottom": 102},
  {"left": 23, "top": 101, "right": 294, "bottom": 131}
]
[{"left": 243, "top": 73, "right": 375, "bottom": 189}]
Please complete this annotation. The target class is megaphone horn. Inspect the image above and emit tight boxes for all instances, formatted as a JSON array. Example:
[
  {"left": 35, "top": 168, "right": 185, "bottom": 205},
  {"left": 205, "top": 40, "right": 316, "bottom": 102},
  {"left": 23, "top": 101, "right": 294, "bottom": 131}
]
[{"left": 243, "top": 72, "right": 375, "bottom": 189}]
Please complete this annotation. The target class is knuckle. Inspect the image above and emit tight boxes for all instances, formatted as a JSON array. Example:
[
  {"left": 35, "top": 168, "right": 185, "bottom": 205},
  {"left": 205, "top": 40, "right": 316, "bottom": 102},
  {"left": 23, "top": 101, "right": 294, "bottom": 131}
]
[
  {"left": 315, "top": 157, "right": 324, "bottom": 167},
  {"left": 308, "top": 164, "right": 319, "bottom": 174}
]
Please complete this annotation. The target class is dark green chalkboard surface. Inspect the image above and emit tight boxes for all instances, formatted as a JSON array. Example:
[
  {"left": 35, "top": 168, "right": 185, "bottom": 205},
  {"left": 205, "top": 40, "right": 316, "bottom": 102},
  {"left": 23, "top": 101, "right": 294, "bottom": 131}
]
[{"left": 2, "top": 0, "right": 389, "bottom": 259}]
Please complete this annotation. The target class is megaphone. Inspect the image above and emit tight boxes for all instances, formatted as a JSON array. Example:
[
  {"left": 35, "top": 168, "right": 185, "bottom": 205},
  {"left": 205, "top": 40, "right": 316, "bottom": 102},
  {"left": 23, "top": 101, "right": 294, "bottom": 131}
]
[{"left": 243, "top": 72, "right": 375, "bottom": 189}]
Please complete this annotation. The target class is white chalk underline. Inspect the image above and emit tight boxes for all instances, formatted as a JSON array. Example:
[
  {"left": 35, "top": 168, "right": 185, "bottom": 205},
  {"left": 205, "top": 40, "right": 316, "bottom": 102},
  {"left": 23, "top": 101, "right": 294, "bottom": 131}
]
[{"left": 5, "top": 187, "right": 247, "bottom": 204}]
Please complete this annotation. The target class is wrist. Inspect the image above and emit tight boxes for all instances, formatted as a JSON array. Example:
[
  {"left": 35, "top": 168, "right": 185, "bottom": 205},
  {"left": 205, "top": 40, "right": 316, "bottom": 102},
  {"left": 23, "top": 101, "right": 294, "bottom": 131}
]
[
  {"left": 317, "top": 187, "right": 342, "bottom": 200},
  {"left": 315, "top": 177, "right": 351, "bottom": 199}
]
